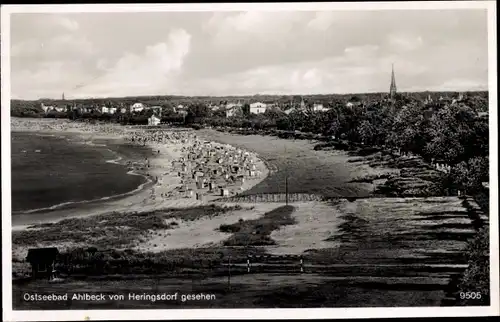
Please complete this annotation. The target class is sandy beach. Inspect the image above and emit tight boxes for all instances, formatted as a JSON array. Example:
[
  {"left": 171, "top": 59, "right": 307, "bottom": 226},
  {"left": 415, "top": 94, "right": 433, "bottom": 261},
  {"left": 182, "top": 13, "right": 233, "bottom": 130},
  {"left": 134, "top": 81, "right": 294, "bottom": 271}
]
[{"left": 10, "top": 118, "right": 270, "bottom": 230}]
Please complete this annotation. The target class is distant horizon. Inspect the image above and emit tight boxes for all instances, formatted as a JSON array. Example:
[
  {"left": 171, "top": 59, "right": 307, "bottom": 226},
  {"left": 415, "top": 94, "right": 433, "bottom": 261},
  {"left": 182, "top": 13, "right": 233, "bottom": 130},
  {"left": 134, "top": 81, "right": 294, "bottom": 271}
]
[
  {"left": 11, "top": 89, "right": 489, "bottom": 102},
  {"left": 8, "top": 9, "right": 489, "bottom": 100}
]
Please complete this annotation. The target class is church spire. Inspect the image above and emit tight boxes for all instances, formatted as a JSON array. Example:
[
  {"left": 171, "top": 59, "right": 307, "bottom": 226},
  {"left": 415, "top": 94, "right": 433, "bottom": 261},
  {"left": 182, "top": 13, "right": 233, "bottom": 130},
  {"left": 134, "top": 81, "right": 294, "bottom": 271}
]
[{"left": 389, "top": 63, "right": 397, "bottom": 100}]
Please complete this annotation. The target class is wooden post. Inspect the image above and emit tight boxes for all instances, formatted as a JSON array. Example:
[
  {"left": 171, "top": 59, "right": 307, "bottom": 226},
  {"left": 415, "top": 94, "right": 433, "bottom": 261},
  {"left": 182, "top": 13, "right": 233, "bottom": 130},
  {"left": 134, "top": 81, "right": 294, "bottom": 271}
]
[
  {"left": 284, "top": 145, "right": 289, "bottom": 205},
  {"left": 285, "top": 176, "right": 289, "bottom": 205},
  {"left": 228, "top": 255, "right": 231, "bottom": 291},
  {"left": 247, "top": 256, "right": 251, "bottom": 273},
  {"left": 300, "top": 256, "right": 304, "bottom": 273}
]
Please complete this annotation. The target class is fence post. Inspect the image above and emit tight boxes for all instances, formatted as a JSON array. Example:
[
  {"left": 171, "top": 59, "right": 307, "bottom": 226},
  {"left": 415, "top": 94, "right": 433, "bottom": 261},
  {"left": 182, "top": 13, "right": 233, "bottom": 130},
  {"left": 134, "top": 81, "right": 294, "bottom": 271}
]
[
  {"left": 300, "top": 256, "right": 304, "bottom": 273},
  {"left": 247, "top": 256, "right": 251, "bottom": 273},
  {"left": 228, "top": 255, "right": 231, "bottom": 291}
]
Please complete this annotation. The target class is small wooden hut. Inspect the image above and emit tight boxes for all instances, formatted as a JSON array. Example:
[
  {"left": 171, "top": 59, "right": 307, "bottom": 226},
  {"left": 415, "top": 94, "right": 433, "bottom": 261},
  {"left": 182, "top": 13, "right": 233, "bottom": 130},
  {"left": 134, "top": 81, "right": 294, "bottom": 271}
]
[{"left": 26, "top": 247, "right": 59, "bottom": 279}]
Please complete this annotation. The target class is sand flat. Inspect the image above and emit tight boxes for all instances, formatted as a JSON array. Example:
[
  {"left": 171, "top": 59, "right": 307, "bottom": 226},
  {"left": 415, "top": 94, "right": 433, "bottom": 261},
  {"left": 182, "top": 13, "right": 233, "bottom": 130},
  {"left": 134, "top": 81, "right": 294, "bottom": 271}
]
[
  {"left": 267, "top": 201, "right": 342, "bottom": 255},
  {"left": 134, "top": 203, "right": 281, "bottom": 252}
]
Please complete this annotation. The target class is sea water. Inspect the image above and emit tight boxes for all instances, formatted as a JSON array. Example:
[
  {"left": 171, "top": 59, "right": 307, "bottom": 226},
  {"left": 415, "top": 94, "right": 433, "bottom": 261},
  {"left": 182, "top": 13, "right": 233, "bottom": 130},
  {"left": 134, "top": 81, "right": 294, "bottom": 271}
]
[{"left": 11, "top": 132, "right": 149, "bottom": 214}]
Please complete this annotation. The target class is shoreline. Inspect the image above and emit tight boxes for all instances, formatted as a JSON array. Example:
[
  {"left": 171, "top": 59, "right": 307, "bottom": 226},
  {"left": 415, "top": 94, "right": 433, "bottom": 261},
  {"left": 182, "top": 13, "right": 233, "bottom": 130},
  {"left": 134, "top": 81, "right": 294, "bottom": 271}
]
[
  {"left": 11, "top": 128, "right": 155, "bottom": 223},
  {"left": 10, "top": 118, "right": 270, "bottom": 230},
  {"left": 11, "top": 130, "right": 154, "bottom": 217}
]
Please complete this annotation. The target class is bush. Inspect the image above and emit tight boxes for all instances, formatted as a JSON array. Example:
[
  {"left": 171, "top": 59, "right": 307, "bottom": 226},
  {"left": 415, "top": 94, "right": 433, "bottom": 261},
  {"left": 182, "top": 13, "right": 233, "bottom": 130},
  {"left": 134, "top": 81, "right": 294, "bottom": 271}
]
[
  {"left": 457, "top": 227, "right": 489, "bottom": 305},
  {"left": 222, "top": 205, "right": 296, "bottom": 246}
]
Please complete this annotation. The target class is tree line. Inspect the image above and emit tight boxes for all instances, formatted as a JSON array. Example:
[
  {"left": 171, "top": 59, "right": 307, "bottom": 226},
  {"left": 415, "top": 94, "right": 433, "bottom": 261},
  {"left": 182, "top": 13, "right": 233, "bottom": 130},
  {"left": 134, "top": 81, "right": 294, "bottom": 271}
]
[
  {"left": 11, "top": 93, "right": 489, "bottom": 192},
  {"left": 201, "top": 96, "right": 489, "bottom": 194}
]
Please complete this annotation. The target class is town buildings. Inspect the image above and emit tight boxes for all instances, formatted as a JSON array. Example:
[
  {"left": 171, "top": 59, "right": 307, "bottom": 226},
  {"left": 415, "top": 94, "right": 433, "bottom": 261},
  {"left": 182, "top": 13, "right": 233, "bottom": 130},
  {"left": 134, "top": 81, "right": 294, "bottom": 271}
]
[
  {"left": 101, "top": 106, "right": 117, "bottom": 114},
  {"left": 312, "top": 103, "right": 330, "bottom": 112},
  {"left": 148, "top": 115, "right": 161, "bottom": 126},
  {"left": 249, "top": 102, "right": 267, "bottom": 114},
  {"left": 175, "top": 104, "right": 188, "bottom": 115},
  {"left": 226, "top": 102, "right": 243, "bottom": 118},
  {"left": 130, "top": 102, "right": 145, "bottom": 113}
]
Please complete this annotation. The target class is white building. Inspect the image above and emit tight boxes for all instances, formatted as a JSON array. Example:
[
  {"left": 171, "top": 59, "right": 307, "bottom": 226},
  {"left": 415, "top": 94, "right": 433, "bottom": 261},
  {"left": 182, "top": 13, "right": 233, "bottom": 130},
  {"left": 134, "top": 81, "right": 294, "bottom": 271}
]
[
  {"left": 249, "top": 102, "right": 267, "bottom": 114},
  {"left": 130, "top": 102, "right": 145, "bottom": 113},
  {"left": 148, "top": 115, "right": 161, "bottom": 126},
  {"left": 346, "top": 101, "right": 362, "bottom": 108},
  {"left": 102, "top": 106, "right": 117, "bottom": 114},
  {"left": 40, "top": 103, "right": 55, "bottom": 114},
  {"left": 208, "top": 103, "right": 221, "bottom": 111},
  {"left": 313, "top": 103, "right": 330, "bottom": 112}
]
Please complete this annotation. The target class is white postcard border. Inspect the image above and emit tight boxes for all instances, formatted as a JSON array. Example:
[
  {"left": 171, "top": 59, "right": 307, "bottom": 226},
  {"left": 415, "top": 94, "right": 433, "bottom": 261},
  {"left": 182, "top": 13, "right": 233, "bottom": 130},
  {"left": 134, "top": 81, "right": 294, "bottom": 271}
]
[{"left": 2, "top": 1, "right": 498, "bottom": 321}]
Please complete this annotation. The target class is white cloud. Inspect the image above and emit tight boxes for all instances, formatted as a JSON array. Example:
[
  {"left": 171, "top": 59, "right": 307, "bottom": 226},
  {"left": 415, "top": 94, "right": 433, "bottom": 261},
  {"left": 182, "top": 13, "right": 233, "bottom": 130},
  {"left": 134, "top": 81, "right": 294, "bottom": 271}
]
[
  {"left": 72, "top": 29, "right": 191, "bottom": 98},
  {"left": 10, "top": 11, "right": 488, "bottom": 99},
  {"left": 388, "top": 33, "right": 424, "bottom": 51},
  {"left": 175, "top": 59, "right": 362, "bottom": 96},
  {"left": 438, "top": 78, "right": 488, "bottom": 91},
  {"left": 11, "top": 61, "right": 89, "bottom": 99},
  {"left": 206, "top": 11, "right": 307, "bottom": 47},
  {"left": 11, "top": 34, "right": 95, "bottom": 59},
  {"left": 307, "top": 12, "right": 336, "bottom": 31},
  {"left": 344, "top": 45, "right": 380, "bottom": 59},
  {"left": 53, "top": 17, "right": 79, "bottom": 32}
]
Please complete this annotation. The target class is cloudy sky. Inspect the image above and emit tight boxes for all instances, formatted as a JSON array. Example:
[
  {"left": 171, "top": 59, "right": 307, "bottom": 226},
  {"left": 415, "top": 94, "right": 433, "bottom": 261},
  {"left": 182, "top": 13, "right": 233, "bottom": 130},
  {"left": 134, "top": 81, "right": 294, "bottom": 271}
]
[{"left": 10, "top": 9, "right": 488, "bottom": 99}]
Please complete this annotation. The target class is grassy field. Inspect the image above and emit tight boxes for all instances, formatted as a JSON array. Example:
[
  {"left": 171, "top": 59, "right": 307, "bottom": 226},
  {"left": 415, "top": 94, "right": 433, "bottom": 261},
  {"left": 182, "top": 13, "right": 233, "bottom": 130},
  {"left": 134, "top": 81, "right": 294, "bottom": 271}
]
[{"left": 12, "top": 204, "right": 242, "bottom": 261}]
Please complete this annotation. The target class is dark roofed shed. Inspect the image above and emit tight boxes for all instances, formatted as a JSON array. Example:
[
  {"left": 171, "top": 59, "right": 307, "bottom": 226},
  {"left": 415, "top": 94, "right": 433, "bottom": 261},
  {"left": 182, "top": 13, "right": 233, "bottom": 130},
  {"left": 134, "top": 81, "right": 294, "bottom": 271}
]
[{"left": 26, "top": 247, "right": 59, "bottom": 279}]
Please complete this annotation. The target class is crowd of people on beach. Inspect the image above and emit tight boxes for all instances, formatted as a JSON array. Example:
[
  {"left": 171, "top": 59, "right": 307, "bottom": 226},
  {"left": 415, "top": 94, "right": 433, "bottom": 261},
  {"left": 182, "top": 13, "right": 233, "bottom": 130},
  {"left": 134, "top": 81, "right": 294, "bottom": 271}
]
[{"left": 124, "top": 129, "right": 194, "bottom": 146}]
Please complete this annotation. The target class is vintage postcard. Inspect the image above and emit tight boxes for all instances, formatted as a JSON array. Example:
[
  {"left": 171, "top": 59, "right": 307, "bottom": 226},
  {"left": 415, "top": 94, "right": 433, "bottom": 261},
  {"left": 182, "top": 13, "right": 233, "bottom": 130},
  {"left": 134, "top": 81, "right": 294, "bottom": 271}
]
[{"left": 1, "top": 1, "right": 498, "bottom": 321}]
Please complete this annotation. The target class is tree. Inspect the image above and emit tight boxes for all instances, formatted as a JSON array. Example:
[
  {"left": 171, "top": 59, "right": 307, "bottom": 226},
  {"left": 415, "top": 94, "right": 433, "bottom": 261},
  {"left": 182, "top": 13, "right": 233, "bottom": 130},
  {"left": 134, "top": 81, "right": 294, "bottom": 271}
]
[
  {"left": 242, "top": 103, "right": 250, "bottom": 116},
  {"left": 161, "top": 102, "right": 176, "bottom": 116},
  {"left": 188, "top": 103, "right": 210, "bottom": 119},
  {"left": 264, "top": 107, "right": 284, "bottom": 120},
  {"left": 452, "top": 156, "right": 488, "bottom": 193},
  {"left": 358, "top": 120, "right": 378, "bottom": 145}
]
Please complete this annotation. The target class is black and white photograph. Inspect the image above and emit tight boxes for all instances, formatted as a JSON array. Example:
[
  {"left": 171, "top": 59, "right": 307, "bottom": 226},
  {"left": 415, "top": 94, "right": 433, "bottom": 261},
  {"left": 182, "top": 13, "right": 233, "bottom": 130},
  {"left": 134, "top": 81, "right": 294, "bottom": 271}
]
[{"left": 2, "top": 2, "right": 498, "bottom": 321}]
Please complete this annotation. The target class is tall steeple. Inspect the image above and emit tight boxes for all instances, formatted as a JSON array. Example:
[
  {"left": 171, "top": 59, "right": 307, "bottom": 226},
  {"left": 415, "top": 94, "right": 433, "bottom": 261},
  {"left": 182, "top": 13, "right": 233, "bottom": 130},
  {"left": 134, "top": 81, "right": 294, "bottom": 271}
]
[
  {"left": 389, "top": 63, "right": 397, "bottom": 100},
  {"left": 62, "top": 92, "right": 65, "bottom": 101}
]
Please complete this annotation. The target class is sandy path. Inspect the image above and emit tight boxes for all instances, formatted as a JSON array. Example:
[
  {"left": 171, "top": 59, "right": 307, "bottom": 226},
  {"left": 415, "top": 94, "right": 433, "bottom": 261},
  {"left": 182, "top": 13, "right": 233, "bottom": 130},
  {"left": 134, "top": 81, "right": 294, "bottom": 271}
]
[{"left": 267, "top": 201, "right": 342, "bottom": 255}]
